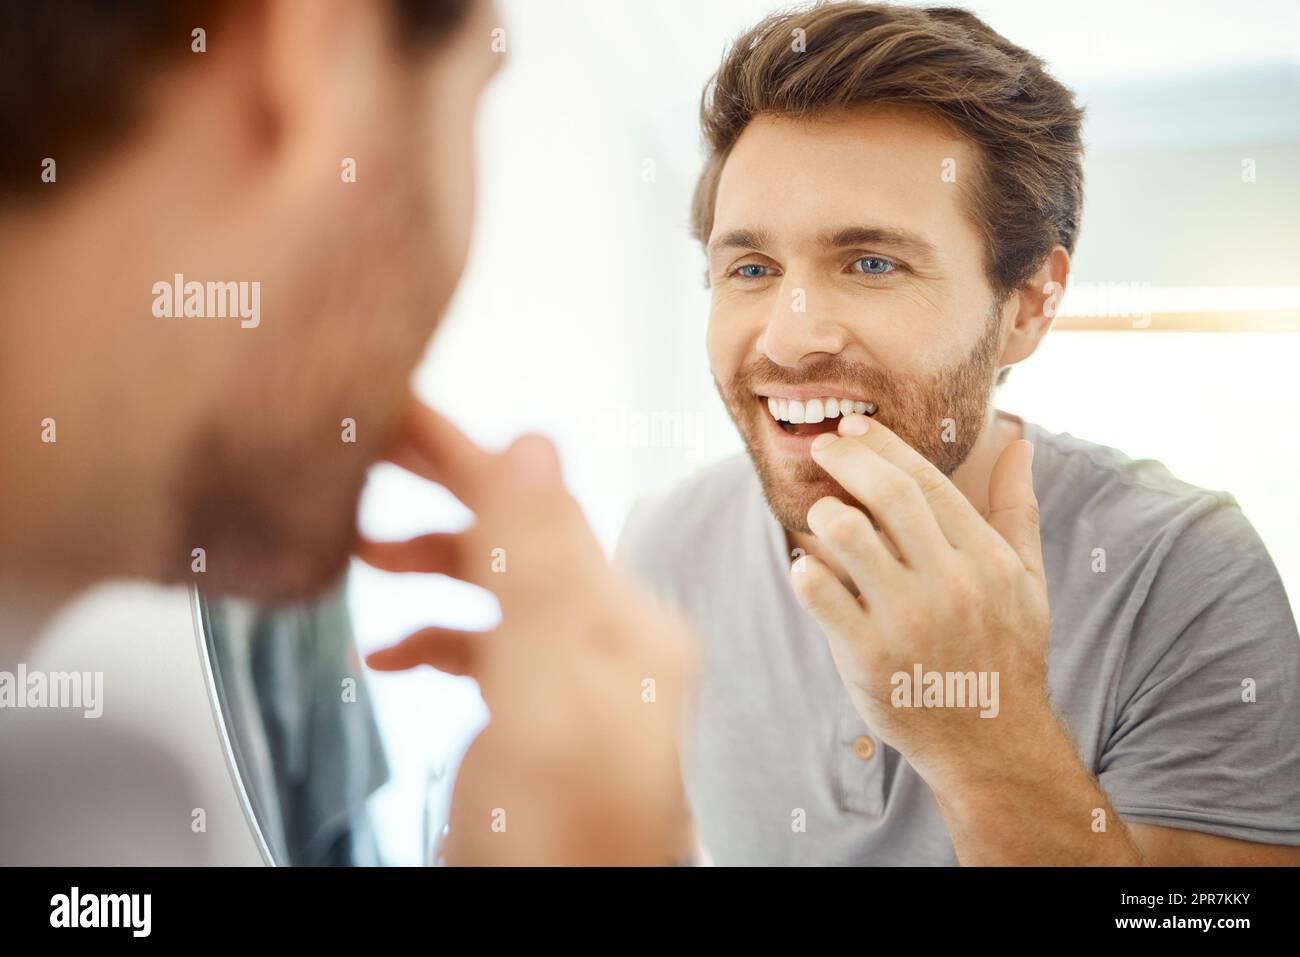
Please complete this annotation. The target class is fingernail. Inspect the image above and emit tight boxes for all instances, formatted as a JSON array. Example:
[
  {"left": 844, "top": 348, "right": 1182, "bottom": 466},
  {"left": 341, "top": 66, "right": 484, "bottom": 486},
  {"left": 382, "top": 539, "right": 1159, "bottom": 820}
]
[
  {"left": 811, "top": 433, "right": 838, "bottom": 451},
  {"left": 506, "top": 434, "right": 561, "bottom": 484},
  {"left": 840, "top": 414, "right": 870, "bottom": 437}
]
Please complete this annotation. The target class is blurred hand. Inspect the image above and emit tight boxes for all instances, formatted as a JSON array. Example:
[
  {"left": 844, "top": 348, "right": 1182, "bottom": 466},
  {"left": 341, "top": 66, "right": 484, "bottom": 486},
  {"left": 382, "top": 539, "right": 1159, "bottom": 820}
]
[{"left": 360, "top": 402, "right": 696, "bottom": 865}]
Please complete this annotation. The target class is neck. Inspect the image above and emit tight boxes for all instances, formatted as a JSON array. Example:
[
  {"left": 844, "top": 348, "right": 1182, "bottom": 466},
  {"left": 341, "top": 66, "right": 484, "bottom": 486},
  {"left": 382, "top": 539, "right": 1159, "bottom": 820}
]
[
  {"left": 0, "top": 158, "right": 200, "bottom": 626},
  {"left": 788, "top": 406, "right": 1023, "bottom": 588},
  {"left": 0, "top": 225, "right": 178, "bottom": 602}
]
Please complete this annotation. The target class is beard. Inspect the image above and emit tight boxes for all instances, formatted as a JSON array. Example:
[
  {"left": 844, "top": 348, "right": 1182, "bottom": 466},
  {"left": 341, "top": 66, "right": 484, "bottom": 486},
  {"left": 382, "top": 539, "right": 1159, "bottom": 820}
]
[
  {"left": 169, "top": 385, "right": 403, "bottom": 604},
  {"left": 166, "top": 180, "right": 446, "bottom": 603},
  {"left": 716, "top": 304, "right": 1004, "bottom": 535}
]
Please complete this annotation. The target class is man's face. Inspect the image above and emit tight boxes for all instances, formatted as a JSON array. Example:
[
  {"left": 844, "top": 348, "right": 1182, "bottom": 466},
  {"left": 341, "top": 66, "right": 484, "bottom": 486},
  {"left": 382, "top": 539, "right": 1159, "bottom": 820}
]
[
  {"left": 2, "top": 0, "right": 506, "bottom": 605},
  {"left": 707, "top": 107, "right": 1008, "bottom": 534},
  {"left": 171, "top": 0, "right": 502, "bottom": 599}
]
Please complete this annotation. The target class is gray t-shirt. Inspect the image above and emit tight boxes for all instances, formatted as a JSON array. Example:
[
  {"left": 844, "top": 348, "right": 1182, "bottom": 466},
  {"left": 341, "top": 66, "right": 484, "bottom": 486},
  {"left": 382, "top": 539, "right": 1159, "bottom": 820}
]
[{"left": 617, "top": 417, "right": 1300, "bottom": 865}]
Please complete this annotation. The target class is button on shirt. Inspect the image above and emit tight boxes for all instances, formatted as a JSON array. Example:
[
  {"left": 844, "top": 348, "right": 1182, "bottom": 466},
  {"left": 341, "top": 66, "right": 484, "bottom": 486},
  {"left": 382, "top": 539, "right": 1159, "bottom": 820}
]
[{"left": 616, "top": 417, "right": 1300, "bottom": 865}]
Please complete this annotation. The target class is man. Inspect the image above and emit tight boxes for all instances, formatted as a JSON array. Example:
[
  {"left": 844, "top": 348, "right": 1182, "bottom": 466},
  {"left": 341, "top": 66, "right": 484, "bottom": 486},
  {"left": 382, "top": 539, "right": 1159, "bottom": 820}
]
[
  {"left": 1, "top": 0, "right": 692, "bottom": 866},
  {"left": 618, "top": 2, "right": 1300, "bottom": 865}
]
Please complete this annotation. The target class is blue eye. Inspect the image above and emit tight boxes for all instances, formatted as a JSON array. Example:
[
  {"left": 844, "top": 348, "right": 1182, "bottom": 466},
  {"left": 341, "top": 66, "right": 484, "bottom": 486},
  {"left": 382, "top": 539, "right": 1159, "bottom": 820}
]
[
  {"left": 735, "top": 264, "right": 768, "bottom": 279},
  {"left": 853, "top": 257, "right": 895, "bottom": 275}
]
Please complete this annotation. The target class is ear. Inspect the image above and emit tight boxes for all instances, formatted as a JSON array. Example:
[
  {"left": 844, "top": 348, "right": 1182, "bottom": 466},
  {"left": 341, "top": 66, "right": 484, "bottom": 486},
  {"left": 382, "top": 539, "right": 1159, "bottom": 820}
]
[
  {"left": 256, "top": 0, "right": 403, "bottom": 174},
  {"left": 997, "top": 244, "right": 1071, "bottom": 369}
]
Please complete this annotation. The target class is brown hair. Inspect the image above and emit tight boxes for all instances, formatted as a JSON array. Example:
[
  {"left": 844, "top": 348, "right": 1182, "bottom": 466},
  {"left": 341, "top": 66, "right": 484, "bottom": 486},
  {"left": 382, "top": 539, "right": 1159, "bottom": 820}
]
[
  {"left": 0, "top": 0, "right": 473, "bottom": 205},
  {"left": 691, "top": 1, "right": 1085, "bottom": 301}
]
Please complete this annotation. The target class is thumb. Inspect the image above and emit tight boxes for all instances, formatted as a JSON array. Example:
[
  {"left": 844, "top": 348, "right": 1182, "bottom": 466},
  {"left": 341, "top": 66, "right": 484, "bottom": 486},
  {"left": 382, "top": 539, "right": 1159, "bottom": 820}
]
[{"left": 987, "top": 440, "right": 1044, "bottom": 579}]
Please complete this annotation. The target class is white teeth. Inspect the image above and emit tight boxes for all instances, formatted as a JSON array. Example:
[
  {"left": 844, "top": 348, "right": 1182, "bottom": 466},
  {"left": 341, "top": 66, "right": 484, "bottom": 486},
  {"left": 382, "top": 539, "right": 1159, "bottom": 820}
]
[{"left": 763, "top": 396, "right": 876, "bottom": 423}]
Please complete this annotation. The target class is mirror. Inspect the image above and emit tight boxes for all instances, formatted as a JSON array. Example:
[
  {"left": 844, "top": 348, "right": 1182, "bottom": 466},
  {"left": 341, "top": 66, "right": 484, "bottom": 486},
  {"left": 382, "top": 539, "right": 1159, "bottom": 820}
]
[{"left": 193, "top": 584, "right": 390, "bottom": 866}]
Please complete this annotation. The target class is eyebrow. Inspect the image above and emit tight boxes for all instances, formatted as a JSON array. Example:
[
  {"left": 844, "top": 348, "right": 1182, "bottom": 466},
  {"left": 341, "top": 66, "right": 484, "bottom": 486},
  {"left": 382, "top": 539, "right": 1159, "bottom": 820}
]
[
  {"left": 820, "top": 225, "right": 938, "bottom": 263},
  {"left": 708, "top": 224, "right": 938, "bottom": 265},
  {"left": 708, "top": 227, "right": 772, "bottom": 256}
]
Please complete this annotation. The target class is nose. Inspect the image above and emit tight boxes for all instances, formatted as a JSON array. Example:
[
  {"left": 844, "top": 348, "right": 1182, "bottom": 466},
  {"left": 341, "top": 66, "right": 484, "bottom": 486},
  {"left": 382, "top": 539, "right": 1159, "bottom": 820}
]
[{"left": 756, "top": 277, "right": 849, "bottom": 368}]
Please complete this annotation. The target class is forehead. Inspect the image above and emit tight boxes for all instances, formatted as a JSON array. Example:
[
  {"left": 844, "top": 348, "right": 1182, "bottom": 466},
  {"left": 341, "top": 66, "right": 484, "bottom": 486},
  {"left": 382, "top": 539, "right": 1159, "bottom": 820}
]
[{"left": 711, "top": 106, "right": 981, "bottom": 252}]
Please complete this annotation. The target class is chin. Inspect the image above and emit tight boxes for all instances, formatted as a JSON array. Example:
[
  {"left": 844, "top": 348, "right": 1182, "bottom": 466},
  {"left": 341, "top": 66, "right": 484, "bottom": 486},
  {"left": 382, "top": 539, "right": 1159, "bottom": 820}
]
[
  {"left": 759, "top": 469, "right": 852, "bottom": 535},
  {"left": 742, "top": 432, "right": 849, "bottom": 534},
  {"left": 175, "top": 511, "right": 357, "bottom": 605},
  {"left": 171, "top": 434, "right": 369, "bottom": 605}
]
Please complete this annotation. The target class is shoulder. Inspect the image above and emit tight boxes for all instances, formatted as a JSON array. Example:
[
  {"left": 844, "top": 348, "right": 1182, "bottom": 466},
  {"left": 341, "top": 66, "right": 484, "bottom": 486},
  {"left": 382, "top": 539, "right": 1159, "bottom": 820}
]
[
  {"left": 1025, "top": 419, "right": 1242, "bottom": 551},
  {"left": 1025, "top": 420, "right": 1293, "bottom": 638}
]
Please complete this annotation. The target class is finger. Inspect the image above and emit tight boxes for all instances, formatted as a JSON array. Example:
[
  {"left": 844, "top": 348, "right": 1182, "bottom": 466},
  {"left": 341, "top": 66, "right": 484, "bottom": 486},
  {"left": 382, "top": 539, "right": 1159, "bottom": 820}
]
[
  {"left": 790, "top": 554, "right": 876, "bottom": 679},
  {"left": 384, "top": 402, "right": 497, "bottom": 511},
  {"left": 987, "top": 440, "right": 1044, "bottom": 580},
  {"left": 805, "top": 496, "right": 899, "bottom": 602},
  {"left": 826, "top": 413, "right": 988, "bottom": 549},
  {"left": 497, "top": 433, "right": 565, "bottom": 495},
  {"left": 356, "top": 532, "right": 462, "bottom": 577},
  {"left": 790, "top": 552, "right": 865, "bottom": 630},
  {"left": 809, "top": 426, "right": 951, "bottom": 567},
  {"left": 364, "top": 626, "right": 486, "bottom": 677}
]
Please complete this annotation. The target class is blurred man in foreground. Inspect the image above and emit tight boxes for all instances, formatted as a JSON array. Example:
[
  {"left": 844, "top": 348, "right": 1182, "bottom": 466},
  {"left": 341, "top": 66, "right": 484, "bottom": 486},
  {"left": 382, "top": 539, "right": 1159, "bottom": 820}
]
[{"left": 0, "top": 0, "right": 692, "bottom": 865}]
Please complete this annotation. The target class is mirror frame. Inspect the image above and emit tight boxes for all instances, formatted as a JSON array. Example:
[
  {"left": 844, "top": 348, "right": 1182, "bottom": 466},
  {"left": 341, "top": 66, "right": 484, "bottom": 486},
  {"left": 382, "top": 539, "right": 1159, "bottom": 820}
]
[{"left": 189, "top": 584, "right": 280, "bottom": 866}]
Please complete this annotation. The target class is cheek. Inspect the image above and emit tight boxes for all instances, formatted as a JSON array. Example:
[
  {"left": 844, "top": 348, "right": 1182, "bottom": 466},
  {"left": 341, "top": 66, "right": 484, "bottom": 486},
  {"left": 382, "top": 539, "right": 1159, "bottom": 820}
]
[
  {"left": 706, "top": 297, "right": 754, "bottom": 381},
  {"left": 429, "top": 121, "right": 476, "bottom": 284},
  {"left": 850, "top": 323, "right": 929, "bottom": 378},
  {"left": 836, "top": 287, "right": 967, "bottom": 374},
  {"left": 417, "top": 70, "right": 480, "bottom": 295}
]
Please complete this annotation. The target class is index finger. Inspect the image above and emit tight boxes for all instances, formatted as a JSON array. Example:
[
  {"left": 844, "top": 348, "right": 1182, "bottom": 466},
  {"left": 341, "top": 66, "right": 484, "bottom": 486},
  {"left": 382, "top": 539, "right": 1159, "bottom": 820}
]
[
  {"left": 384, "top": 401, "right": 495, "bottom": 511},
  {"left": 819, "top": 413, "right": 991, "bottom": 550}
]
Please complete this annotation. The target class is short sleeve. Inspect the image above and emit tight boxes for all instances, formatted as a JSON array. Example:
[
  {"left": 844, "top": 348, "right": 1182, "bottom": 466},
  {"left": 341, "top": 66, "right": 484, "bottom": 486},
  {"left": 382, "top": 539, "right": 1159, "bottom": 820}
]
[{"left": 1098, "top": 502, "right": 1300, "bottom": 844}]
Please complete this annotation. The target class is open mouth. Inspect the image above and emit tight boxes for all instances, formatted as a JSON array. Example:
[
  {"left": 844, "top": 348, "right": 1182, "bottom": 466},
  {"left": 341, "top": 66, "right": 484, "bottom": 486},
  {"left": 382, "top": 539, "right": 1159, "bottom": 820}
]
[{"left": 762, "top": 395, "right": 878, "bottom": 436}]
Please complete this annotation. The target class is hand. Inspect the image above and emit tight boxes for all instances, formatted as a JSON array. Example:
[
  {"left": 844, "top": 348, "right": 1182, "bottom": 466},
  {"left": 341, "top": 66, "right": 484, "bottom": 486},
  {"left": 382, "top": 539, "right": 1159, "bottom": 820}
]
[
  {"left": 791, "top": 413, "right": 1052, "bottom": 790},
  {"left": 360, "top": 402, "right": 696, "bottom": 865}
]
